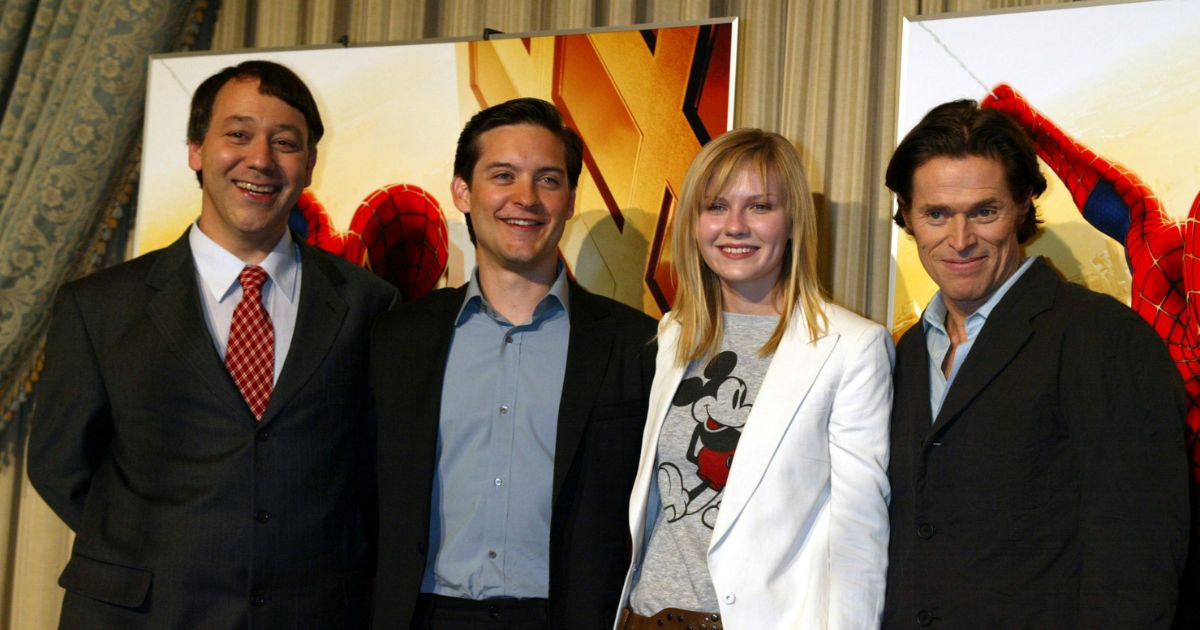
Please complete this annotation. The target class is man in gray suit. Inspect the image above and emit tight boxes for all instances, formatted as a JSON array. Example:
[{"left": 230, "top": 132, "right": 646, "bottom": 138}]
[{"left": 29, "top": 60, "right": 395, "bottom": 629}]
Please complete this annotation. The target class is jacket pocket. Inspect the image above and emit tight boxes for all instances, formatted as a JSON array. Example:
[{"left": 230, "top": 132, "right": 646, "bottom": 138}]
[{"left": 59, "top": 553, "right": 152, "bottom": 608}]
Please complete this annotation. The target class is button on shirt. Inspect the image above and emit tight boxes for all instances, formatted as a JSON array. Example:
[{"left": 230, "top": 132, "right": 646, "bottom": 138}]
[
  {"left": 189, "top": 224, "right": 300, "bottom": 384},
  {"left": 423, "top": 267, "right": 571, "bottom": 599},
  {"left": 923, "top": 256, "right": 1035, "bottom": 420}
]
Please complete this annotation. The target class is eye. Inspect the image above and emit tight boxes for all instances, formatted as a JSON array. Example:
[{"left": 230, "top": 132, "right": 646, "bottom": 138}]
[
  {"left": 751, "top": 202, "right": 773, "bottom": 212},
  {"left": 926, "top": 209, "right": 944, "bottom": 221},
  {"left": 226, "top": 130, "right": 249, "bottom": 141},
  {"left": 538, "top": 174, "right": 561, "bottom": 187},
  {"left": 492, "top": 171, "right": 514, "bottom": 182},
  {"left": 273, "top": 138, "right": 300, "bottom": 152},
  {"left": 705, "top": 202, "right": 727, "bottom": 213},
  {"left": 972, "top": 207, "right": 997, "bottom": 220}
]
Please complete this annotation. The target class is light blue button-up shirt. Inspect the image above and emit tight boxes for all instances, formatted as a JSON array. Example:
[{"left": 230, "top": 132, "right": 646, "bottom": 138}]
[
  {"left": 422, "top": 266, "right": 571, "bottom": 599},
  {"left": 922, "top": 256, "right": 1036, "bottom": 420}
]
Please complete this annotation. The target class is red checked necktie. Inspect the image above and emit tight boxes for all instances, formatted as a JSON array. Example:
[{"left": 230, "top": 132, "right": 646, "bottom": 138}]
[{"left": 226, "top": 265, "right": 274, "bottom": 421}]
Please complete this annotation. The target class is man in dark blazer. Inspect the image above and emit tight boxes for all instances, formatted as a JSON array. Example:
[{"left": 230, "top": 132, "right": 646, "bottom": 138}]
[
  {"left": 371, "top": 98, "right": 656, "bottom": 629},
  {"left": 882, "top": 99, "right": 1189, "bottom": 628},
  {"left": 29, "top": 61, "right": 395, "bottom": 629}
]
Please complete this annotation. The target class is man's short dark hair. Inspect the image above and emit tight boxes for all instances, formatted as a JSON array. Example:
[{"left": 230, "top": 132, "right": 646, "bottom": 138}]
[
  {"left": 453, "top": 97, "right": 583, "bottom": 188},
  {"left": 187, "top": 60, "right": 324, "bottom": 149},
  {"left": 886, "top": 99, "right": 1047, "bottom": 244}
]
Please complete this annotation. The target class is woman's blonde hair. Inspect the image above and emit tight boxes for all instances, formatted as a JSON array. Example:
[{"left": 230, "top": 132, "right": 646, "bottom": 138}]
[{"left": 669, "top": 128, "right": 827, "bottom": 366}]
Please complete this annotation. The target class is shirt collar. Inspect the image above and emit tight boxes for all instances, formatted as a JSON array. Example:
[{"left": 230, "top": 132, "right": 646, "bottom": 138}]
[
  {"left": 455, "top": 262, "right": 571, "bottom": 327},
  {"left": 189, "top": 223, "right": 300, "bottom": 304},
  {"left": 922, "top": 255, "right": 1037, "bottom": 336}
]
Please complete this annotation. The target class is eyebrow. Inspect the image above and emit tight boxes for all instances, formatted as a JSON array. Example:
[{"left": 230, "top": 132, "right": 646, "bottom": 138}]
[
  {"left": 481, "top": 161, "right": 566, "bottom": 175},
  {"left": 222, "top": 115, "right": 305, "bottom": 137},
  {"left": 917, "top": 197, "right": 1001, "bottom": 212}
]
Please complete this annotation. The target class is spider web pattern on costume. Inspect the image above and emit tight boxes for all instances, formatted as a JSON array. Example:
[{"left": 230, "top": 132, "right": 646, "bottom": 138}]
[
  {"left": 296, "top": 184, "right": 449, "bottom": 303},
  {"left": 983, "top": 84, "right": 1200, "bottom": 484}
]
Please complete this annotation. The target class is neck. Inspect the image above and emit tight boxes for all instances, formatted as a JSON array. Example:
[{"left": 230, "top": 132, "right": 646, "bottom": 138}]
[
  {"left": 721, "top": 285, "right": 782, "bottom": 316},
  {"left": 476, "top": 259, "right": 559, "bottom": 324},
  {"left": 196, "top": 219, "right": 283, "bottom": 265}
]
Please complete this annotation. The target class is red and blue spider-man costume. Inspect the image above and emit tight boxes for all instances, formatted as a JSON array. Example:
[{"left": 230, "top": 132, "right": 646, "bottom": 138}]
[{"left": 983, "top": 84, "right": 1200, "bottom": 485}]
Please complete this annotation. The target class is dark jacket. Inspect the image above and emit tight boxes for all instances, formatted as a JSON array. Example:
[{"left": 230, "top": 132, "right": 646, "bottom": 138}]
[
  {"left": 884, "top": 257, "right": 1189, "bottom": 628},
  {"left": 29, "top": 232, "right": 397, "bottom": 629},
  {"left": 370, "top": 282, "right": 657, "bottom": 629}
]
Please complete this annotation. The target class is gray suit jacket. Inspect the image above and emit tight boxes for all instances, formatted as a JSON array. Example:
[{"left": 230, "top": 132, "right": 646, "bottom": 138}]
[{"left": 29, "top": 230, "right": 396, "bottom": 629}]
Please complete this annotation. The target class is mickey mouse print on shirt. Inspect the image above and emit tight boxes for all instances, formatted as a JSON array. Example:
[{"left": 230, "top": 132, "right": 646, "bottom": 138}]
[{"left": 658, "top": 350, "right": 755, "bottom": 530}]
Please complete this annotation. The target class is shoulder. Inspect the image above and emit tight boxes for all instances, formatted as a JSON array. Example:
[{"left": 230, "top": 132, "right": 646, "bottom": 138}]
[
  {"left": 1051, "top": 278, "right": 1165, "bottom": 354},
  {"left": 821, "top": 302, "right": 887, "bottom": 337},
  {"left": 303, "top": 244, "right": 395, "bottom": 302},
  {"left": 56, "top": 246, "right": 170, "bottom": 306},
  {"left": 570, "top": 282, "right": 658, "bottom": 334},
  {"left": 374, "top": 285, "right": 465, "bottom": 331}
]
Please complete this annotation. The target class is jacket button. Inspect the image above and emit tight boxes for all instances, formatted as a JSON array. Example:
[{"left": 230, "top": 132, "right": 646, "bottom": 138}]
[
  {"left": 916, "top": 609, "right": 933, "bottom": 626},
  {"left": 722, "top": 593, "right": 735, "bottom": 604},
  {"left": 256, "top": 429, "right": 271, "bottom": 442},
  {"left": 917, "top": 523, "right": 934, "bottom": 539},
  {"left": 417, "top": 541, "right": 428, "bottom": 555},
  {"left": 251, "top": 593, "right": 266, "bottom": 607},
  {"left": 255, "top": 510, "right": 271, "bottom": 524}
]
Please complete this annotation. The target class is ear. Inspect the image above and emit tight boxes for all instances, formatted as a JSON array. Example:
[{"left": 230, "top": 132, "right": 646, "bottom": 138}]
[
  {"left": 304, "top": 147, "right": 318, "bottom": 187},
  {"left": 187, "top": 141, "right": 203, "bottom": 174},
  {"left": 451, "top": 176, "right": 472, "bottom": 215},
  {"left": 565, "top": 188, "right": 576, "bottom": 221}
]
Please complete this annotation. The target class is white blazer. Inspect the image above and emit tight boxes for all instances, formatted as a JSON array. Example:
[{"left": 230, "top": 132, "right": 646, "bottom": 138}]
[{"left": 616, "top": 302, "right": 893, "bottom": 629}]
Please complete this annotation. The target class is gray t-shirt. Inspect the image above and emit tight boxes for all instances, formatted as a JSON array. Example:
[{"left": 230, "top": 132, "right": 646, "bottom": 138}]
[{"left": 629, "top": 312, "right": 777, "bottom": 615}]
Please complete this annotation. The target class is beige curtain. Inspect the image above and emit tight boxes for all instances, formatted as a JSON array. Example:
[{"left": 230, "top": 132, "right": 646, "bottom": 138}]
[{"left": 3, "top": 0, "right": 1069, "bottom": 627}]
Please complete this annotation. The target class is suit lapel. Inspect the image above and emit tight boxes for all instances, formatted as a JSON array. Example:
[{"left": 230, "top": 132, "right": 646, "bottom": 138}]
[
  {"left": 711, "top": 312, "right": 839, "bottom": 546},
  {"left": 929, "top": 258, "right": 1057, "bottom": 436},
  {"left": 260, "top": 242, "right": 347, "bottom": 425},
  {"left": 145, "top": 233, "right": 249, "bottom": 420},
  {"left": 552, "top": 283, "right": 613, "bottom": 505},
  {"left": 629, "top": 319, "right": 687, "bottom": 551}
]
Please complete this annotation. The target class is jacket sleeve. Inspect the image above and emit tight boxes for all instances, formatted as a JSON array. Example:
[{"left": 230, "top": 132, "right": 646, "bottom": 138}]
[
  {"left": 827, "top": 323, "right": 894, "bottom": 629},
  {"left": 27, "top": 283, "right": 114, "bottom": 532},
  {"left": 1066, "top": 308, "right": 1188, "bottom": 628}
]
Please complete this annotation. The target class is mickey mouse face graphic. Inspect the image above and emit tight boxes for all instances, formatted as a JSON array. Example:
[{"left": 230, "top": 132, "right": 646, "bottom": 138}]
[{"left": 693, "top": 374, "right": 752, "bottom": 431}]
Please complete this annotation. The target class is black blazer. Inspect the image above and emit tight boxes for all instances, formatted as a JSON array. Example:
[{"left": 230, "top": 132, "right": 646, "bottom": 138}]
[
  {"left": 29, "top": 232, "right": 397, "bottom": 629},
  {"left": 884, "top": 258, "right": 1189, "bottom": 628},
  {"left": 370, "top": 282, "right": 657, "bottom": 629}
]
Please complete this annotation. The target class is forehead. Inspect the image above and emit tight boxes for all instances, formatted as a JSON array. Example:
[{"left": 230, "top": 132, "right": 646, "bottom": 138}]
[
  {"left": 706, "top": 160, "right": 781, "bottom": 197},
  {"left": 473, "top": 123, "right": 565, "bottom": 169},
  {"left": 210, "top": 78, "right": 307, "bottom": 132},
  {"left": 910, "top": 154, "right": 1012, "bottom": 204}
]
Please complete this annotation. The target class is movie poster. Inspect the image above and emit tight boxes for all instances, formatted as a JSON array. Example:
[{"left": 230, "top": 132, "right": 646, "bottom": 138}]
[{"left": 136, "top": 20, "right": 736, "bottom": 314}]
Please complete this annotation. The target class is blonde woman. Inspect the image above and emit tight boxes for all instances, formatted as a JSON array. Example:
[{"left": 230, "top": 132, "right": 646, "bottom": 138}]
[{"left": 615, "top": 129, "right": 892, "bottom": 629}]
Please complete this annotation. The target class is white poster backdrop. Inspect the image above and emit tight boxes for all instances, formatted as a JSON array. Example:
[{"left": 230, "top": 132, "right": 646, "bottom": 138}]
[{"left": 890, "top": 0, "right": 1200, "bottom": 331}]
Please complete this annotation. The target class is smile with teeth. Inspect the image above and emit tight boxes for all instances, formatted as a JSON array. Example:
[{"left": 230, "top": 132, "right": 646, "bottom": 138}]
[
  {"left": 503, "top": 218, "right": 543, "bottom": 226},
  {"left": 236, "top": 181, "right": 279, "bottom": 194},
  {"left": 720, "top": 246, "right": 757, "bottom": 254}
]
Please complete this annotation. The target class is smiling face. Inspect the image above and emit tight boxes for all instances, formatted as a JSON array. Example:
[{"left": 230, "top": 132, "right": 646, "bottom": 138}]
[
  {"left": 696, "top": 164, "right": 791, "bottom": 313},
  {"left": 188, "top": 77, "right": 315, "bottom": 262},
  {"left": 451, "top": 123, "right": 575, "bottom": 280},
  {"left": 904, "top": 154, "right": 1026, "bottom": 321}
]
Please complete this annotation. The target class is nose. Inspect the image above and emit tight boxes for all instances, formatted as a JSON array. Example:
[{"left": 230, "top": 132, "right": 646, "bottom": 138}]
[
  {"left": 246, "top": 137, "right": 275, "bottom": 171},
  {"left": 947, "top": 214, "right": 976, "bottom": 251},
  {"left": 512, "top": 177, "right": 539, "bottom": 209},
  {"left": 723, "top": 208, "right": 748, "bottom": 236}
]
